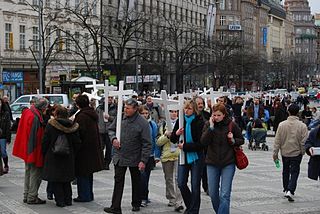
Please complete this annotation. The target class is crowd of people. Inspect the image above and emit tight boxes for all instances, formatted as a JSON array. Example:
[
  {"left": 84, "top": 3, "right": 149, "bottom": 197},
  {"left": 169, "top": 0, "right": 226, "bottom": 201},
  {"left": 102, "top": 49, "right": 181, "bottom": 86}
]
[{"left": 0, "top": 91, "right": 319, "bottom": 214}]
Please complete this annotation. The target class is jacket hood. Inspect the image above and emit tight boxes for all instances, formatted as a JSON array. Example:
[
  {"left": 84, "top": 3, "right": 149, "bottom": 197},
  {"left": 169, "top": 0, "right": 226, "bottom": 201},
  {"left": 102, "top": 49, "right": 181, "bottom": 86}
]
[
  {"left": 48, "top": 118, "right": 79, "bottom": 133},
  {"left": 80, "top": 107, "right": 99, "bottom": 122}
]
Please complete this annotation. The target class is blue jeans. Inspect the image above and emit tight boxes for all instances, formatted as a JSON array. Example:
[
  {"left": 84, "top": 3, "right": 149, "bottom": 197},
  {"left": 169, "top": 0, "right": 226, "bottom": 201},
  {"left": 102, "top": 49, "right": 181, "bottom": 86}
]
[
  {"left": 207, "top": 164, "right": 235, "bottom": 214},
  {"left": 0, "top": 139, "right": 7, "bottom": 158},
  {"left": 177, "top": 157, "right": 204, "bottom": 214},
  {"left": 282, "top": 155, "right": 302, "bottom": 194},
  {"left": 140, "top": 157, "right": 155, "bottom": 201}
]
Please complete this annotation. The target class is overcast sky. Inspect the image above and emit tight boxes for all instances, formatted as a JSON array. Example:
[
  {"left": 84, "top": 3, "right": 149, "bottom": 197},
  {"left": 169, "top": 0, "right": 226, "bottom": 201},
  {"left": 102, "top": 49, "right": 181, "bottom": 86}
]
[{"left": 309, "top": 0, "right": 320, "bottom": 14}]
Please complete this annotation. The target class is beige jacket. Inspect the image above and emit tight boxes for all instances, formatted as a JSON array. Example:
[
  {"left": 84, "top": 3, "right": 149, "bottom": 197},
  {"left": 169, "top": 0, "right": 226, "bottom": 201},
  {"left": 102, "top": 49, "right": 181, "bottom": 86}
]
[{"left": 273, "top": 116, "right": 308, "bottom": 157}]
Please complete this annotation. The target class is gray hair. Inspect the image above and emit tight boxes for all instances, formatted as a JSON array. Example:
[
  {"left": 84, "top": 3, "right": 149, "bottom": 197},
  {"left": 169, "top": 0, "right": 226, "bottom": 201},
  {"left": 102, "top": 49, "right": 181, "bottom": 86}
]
[{"left": 34, "top": 97, "right": 49, "bottom": 110}]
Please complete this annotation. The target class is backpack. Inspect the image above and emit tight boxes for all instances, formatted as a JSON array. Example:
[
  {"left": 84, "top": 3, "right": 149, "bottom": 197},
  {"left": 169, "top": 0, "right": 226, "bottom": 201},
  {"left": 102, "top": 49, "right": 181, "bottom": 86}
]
[{"left": 52, "top": 134, "right": 70, "bottom": 156}]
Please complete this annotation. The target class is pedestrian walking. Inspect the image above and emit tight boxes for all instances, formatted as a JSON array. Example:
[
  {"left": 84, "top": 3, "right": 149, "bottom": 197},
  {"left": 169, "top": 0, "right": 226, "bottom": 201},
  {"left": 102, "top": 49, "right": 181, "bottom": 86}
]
[
  {"left": 170, "top": 99, "right": 205, "bottom": 214},
  {"left": 156, "top": 110, "right": 184, "bottom": 212},
  {"left": 12, "top": 97, "right": 49, "bottom": 204},
  {"left": 104, "top": 98, "right": 152, "bottom": 214},
  {"left": 305, "top": 126, "right": 320, "bottom": 180},
  {"left": 201, "top": 103, "right": 244, "bottom": 214},
  {"left": 138, "top": 105, "right": 161, "bottom": 207},
  {"left": 273, "top": 104, "right": 308, "bottom": 202},
  {"left": 0, "top": 98, "right": 12, "bottom": 174}
]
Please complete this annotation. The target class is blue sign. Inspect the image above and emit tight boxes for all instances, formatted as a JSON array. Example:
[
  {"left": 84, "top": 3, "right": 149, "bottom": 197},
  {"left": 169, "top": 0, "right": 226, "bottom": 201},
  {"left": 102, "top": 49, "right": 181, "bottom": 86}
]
[
  {"left": 2, "top": 71, "right": 24, "bottom": 82},
  {"left": 262, "top": 27, "right": 267, "bottom": 47}
]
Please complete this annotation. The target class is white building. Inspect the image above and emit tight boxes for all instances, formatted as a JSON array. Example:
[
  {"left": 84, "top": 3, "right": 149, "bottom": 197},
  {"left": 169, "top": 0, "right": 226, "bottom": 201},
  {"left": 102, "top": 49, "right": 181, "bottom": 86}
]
[{"left": 0, "top": 0, "right": 100, "bottom": 99}]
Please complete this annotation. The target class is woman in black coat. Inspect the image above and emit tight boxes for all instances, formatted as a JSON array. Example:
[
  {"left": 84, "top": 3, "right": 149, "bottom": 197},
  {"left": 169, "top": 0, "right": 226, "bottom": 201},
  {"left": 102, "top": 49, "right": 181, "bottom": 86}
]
[
  {"left": 42, "top": 105, "right": 81, "bottom": 207},
  {"left": 74, "top": 95, "right": 104, "bottom": 202},
  {"left": 305, "top": 126, "right": 320, "bottom": 181},
  {"left": 170, "top": 99, "right": 205, "bottom": 214}
]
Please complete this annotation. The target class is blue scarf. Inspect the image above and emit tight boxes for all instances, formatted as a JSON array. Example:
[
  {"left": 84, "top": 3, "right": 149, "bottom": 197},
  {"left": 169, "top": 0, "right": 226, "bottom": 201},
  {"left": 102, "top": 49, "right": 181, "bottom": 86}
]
[{"left": 184, "top": 114, "right": 198, "bottom": 164}]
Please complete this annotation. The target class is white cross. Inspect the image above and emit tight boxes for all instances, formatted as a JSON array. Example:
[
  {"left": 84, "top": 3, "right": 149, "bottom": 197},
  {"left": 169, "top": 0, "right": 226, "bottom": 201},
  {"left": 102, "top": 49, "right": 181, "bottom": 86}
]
[
  {"left": 96, "top": 80, "right": 117, "bottom": 122},
  {"left": 200, "top": 88, "right": 231, "bottom": 104},
  {"left": 85, "top": 79, "right": 104, "bottom": 96},
  {"left": 152, "top": 90, "right": 178, "bottom": 131},
  {"left": 109, "top": 80, "right": 133, "bottom": 142}
]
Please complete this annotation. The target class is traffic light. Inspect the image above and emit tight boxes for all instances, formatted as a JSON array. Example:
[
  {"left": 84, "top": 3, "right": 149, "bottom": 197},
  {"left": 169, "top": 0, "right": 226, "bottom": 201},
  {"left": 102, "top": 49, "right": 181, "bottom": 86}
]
[{"left": 9, "top": 32, "right": 13, "bottom": 49}]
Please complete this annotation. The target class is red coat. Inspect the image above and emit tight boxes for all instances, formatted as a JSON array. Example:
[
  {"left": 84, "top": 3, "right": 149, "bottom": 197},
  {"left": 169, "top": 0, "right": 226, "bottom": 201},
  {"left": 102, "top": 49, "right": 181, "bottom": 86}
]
[{"left": 12, "top": 106, "right": 45, "bottom": 167}]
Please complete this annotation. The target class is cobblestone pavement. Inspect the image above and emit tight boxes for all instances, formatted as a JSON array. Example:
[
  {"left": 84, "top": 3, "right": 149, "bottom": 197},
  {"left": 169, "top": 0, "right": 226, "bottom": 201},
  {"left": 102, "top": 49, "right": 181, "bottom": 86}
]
[{"left": 0, "top": 134, "right": 320, "bottom": 214}]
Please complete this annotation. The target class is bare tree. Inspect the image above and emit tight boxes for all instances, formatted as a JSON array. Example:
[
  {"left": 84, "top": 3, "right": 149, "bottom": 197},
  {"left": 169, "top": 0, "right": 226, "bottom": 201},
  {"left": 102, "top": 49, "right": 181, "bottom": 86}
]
[
  {"left": 100, "top": 4, "right": 149, "bottom": 83},
  {"left": 23, "top": 0, "right": 62, "bottom": 92}
]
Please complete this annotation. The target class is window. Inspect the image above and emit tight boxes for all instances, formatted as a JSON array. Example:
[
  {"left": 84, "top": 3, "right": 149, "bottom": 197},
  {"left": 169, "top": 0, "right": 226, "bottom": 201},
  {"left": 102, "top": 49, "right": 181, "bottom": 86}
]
[
  {"left": 65, "top": 30, "right": 70, "bottom": 52},
  {"left": 296, "top": 28, "right": 301, "bottom": 34},
  {"left": 5, "top": 23, "right": 12, "bottom": 50},
  {"left": 219, "top": 0, "right": 225, "bottom": 10},
  {"left": 32, "top": 26, "right": 39, "bottom": 51},
  {"left": 220, "top": 16, "right": 226, "bottom": 26},
  {"left": 84, "top": 33, "right": 89, "bottom": 54},
  {"left": 92, "top": 0, "right": 97, "bottom": 15},
  {"left": 19, "top": 25, "right": 26, "bottom": 50},
  {"left": 56, "top": 0, "right": 60, "bottom": 9},
  {"left": 45, "top": 0, "right": 50, "bottom": 7},
  {"left": 75, "top": 0, "right": 80, "bottom": 10},
  {"left": 65, "top": 0, "right": 70, "bottom": 8},
  {"left": 32, "top": 0, "right": 38, "bottom": 5},
  {"left": 75, "top": 31, "right": 80, "bottom": 52},
  {"left": 46, "top": 28, "right": 51, "bottom": 49}
]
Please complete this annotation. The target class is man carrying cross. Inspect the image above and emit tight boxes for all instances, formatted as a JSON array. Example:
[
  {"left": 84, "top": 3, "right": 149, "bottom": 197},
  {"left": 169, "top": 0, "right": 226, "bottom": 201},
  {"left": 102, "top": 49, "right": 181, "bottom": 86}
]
[{"left": 104, "top": 98, "right": 152, "bottom": 214}]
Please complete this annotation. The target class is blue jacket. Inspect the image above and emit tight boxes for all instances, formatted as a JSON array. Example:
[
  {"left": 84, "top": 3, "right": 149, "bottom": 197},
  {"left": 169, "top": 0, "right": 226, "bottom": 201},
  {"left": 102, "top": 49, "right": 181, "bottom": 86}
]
[
  {"left": 149, "top": 120, "right": 161, "bottom": 160},
  {"left": 305, "top": 127, "right": 320, "bottom": 180}
]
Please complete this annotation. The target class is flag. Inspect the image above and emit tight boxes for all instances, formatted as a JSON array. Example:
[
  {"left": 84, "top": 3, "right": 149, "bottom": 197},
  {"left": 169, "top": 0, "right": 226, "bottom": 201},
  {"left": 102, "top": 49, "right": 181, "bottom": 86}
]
[{"left": 206, "top": 4, "right": 216, "bottom": 39}]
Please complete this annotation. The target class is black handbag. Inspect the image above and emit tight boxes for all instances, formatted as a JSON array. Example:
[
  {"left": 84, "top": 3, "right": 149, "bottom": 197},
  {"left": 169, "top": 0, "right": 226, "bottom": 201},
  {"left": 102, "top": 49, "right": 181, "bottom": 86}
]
[{"left": 52, "top": 134, "right": 70, "bottom": 156}]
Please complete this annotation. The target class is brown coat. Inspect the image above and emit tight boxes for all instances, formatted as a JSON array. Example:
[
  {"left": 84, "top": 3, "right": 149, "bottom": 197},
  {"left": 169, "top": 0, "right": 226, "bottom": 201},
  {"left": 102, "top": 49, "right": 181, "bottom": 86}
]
[{"left": 74, "top": 107, "right": 104, "bottom": 176}]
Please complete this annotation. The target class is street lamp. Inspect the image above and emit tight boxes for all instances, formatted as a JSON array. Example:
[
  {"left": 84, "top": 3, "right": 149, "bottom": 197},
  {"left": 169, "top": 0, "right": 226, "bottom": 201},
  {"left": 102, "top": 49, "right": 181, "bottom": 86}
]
[
  {"left": 240, "top": 17, "right": 254, "bottom": 92},
  {"left": 38, "top": 0, "right": 43, "bottom": 93}
]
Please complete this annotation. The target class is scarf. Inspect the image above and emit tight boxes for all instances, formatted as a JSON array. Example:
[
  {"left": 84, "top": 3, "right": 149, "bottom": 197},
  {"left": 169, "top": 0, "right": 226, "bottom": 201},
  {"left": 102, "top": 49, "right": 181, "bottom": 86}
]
[{"left": 184, "top": 114, "right": 198, "bottom": 164}]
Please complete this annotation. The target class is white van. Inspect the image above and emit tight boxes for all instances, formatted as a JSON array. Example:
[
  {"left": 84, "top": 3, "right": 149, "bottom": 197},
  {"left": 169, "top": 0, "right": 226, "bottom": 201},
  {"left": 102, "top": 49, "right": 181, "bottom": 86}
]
[{"left": 12, "top": 94, "right": 70, "bottom": 107}]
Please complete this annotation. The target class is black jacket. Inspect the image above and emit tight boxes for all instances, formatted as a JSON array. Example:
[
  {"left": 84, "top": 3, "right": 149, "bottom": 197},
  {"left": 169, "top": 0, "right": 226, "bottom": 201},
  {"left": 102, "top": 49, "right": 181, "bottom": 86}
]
[
  {"left": 42, "top": 118, "right": 81, "bottom": 182},
  {"left": 305, "top": 127, "right": 320, "bottom": 180},
  {"left": 201, "top": 118, "right": 244, "bottom": 167}
]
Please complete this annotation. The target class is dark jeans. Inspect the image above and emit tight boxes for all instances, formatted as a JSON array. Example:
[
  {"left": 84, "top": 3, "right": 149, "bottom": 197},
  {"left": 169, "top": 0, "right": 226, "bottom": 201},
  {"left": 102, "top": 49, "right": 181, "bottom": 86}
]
[
  {"left": 51, "top": 182, "right": 72, "bottom": 205},
  {"left": 140, "top": 157, "right": 155, "bottom": 201},
  {"left": 177, "top": 157, "right": 204, "bottom": 214},
  {"left": 282, "top": 155, "right": 303, "bottom": 194},
  {"left": 201, "top": 164, "right": 208, "bottom": 192},
  {"left": 100, "top": 133, "right": 112, "bottom": 166},
  {"left": 76, "top": 174, "right": 94, "bottom": 201},
  {"left": 111, "top": 164, "right": 141, "bottom": 209}
]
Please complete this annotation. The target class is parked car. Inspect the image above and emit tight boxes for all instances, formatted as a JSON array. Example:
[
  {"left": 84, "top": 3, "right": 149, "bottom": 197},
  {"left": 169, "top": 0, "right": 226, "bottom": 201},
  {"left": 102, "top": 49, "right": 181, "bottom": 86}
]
[{"left": 12, "top": 94, "right": 69, "bottom": 107}]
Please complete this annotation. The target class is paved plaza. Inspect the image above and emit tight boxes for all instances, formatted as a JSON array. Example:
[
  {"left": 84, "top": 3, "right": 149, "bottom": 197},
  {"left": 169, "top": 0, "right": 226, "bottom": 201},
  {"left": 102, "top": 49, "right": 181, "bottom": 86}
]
[{"left": 0, "top": 134, "right": 320, "bottom": 214}]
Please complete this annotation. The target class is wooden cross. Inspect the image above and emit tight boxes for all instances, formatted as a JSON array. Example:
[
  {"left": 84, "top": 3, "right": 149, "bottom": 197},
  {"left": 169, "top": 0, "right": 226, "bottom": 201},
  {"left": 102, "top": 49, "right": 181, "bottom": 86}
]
[
  {"left": 152, "top": 90, "right": 178, "bottom": 131},
  {"left": 96, "top": 80, "right": 117, "bottom": 122},
  {"left": 109, "top": 81, "right": 133, "bottom": 142}
]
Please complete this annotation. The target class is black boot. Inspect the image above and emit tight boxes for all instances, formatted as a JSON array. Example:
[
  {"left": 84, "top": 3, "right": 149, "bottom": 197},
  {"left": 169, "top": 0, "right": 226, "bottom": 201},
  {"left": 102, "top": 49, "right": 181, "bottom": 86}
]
[{"left": 3, "top": 157, "right": 8, "bottom": 173}]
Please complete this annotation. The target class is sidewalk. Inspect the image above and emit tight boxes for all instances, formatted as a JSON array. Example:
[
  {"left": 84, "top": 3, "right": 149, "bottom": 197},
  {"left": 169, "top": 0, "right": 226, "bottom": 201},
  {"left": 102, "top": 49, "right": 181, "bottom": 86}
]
[{"left": 0, "top": 135, "right": 320, "bottom": 214}]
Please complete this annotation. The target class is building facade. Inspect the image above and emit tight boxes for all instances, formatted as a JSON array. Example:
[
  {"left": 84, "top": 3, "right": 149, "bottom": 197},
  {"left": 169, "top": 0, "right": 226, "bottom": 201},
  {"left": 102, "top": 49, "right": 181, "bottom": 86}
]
[{"left": 0, "top": 0, "right": 100, "bottom": 99}]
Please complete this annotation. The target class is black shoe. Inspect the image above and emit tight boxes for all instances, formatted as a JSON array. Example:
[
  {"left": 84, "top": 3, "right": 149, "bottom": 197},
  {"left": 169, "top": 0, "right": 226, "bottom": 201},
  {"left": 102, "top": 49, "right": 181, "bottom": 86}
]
[
  {"left": 23, "top": 199, "right": 27, "bottom": 203},
  {"left": 103, "top": 207, "right": 122, "bottom": 214},
  {"left": 73, "top": 197, "right": 92, "bottom": 202},
  {"left": 174, "top": 205, "right": 184, "bottom": 212},
  {"left": 27, "top": 197, "right": 46, "bottom": 204},
  {"left": 56, "top": 203, "right": 65, "bottom": 207},
  {"left": 65, "top": 201, "right": 72, "bottom": 206},
  {"left": 105, "top": 165, "right": 110, "bottom": 170},
  {"left": 132, "top": 206, "right": 140, "bottom": 212},
  {"left": 47, "top": 194, "right": 53, "bottom": 200}
]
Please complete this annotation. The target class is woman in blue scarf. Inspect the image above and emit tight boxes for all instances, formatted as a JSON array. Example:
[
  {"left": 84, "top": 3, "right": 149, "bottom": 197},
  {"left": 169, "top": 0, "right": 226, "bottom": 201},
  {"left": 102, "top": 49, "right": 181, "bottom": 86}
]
[{"left": 170, "top": 99, "right": 205, "bottom": 214}]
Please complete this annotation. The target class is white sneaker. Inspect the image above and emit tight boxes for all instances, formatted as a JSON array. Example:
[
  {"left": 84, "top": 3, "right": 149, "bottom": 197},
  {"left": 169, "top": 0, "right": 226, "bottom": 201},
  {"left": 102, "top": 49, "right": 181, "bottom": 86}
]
[{"left": 285, "top": 191, "right": 294, "bottom": 202}]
